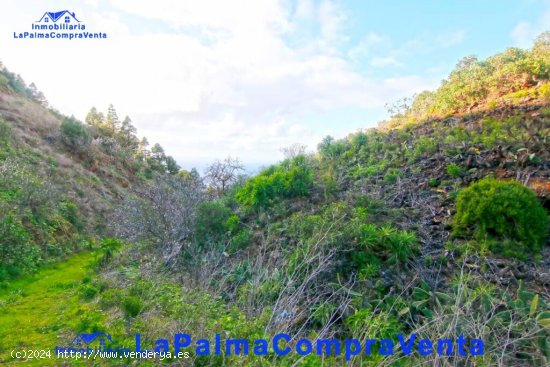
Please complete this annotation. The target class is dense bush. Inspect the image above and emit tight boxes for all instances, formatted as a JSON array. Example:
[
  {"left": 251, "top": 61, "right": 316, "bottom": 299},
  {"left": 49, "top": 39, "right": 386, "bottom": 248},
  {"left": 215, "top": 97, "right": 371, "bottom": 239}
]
[
  {"left": 194, "top": 201, "right": 232, "bottom": 247},
  {"left": 445, "top": 163, "right": 462, "bottom": 178},
  {"left": 235, "top": 155, "right": 313, "bottom": 209},
  {"left": 0, "top": 119, "right": 11, "bottom": 144},
  {"left": 0, "top": 213, "right": 41, "bottom": 280},
  {"left": 60, "top": 117, "right": 91, "bottom": 153},
  {"left": 387, "top": 32, "right": 550, "bottom": 122},
  {"left": 0, "top": 159, "right": 84, "bottom": 279},
  {"left": 0, "top": 119, "right": 12, "bottom": 160},
  {"left": 453, "top": 178, "right": 548, "bottom": 257},
  {"left": 121, "top": 295, "right": 144, "bottom": 318},
  {"left": 355, "top": 222, "right": 418, "bottom": 266}
]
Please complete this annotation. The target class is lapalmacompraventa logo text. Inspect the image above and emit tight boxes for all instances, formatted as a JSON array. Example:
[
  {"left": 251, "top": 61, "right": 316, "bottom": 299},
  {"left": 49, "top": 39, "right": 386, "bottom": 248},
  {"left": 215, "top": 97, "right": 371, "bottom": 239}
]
[{"left": 14, "top": 10, "right": 107, "bottom": 40}]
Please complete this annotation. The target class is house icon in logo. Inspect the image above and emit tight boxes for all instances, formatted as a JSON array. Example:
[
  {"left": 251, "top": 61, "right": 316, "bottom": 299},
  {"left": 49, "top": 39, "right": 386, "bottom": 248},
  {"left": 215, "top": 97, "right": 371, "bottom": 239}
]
[
  {"left": 70, "top": 332, "right": 112, "bottom": 348},
  {"left": 37, "top": 10, "right": 80, "bottom": 24}
]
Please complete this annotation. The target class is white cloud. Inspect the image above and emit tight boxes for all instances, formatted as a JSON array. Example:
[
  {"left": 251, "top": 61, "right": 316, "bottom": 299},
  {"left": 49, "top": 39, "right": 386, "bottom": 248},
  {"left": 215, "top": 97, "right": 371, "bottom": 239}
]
[
  {"left": 371, "top": 56, "right": 402, "bottom": 68},
  {"left": 317, "top": 0, "right": 347, "bottom": 42},
  {"left": 295, "top": 0, "right": 314, "bottom": 19},
  {"left": 348, "top": 32, "right": 384, "bottom": 60},
  {"left": 0, "top": 0, "right": 433, "bottom": 170},
  {"left": 511, "top": 3, "right": 550, "bottom": 47}
]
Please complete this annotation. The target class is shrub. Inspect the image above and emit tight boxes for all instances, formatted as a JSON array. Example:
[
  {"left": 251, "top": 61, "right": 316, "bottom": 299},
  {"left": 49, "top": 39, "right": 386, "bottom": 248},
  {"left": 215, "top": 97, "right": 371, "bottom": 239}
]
[
  {"left": 99, "top": 289, "right": 122, "bottom": 308},
  {"left": 79, "top": 284, "right": 99, "bottom": 300},
  {"left": 58, "top": 200, "right": 85, "bottom": 231},
  {"left": 384, "top": 228, "right": 418, "bottom": 263},
  {"left": 195, "top": 201, "right": 232, "bottom": 246},
  {"left": 60, "top": 117, "right": 91, "bottom": 153},
  {"left": 0, "top": 119, "right": 11, "bottom": 145},
  {"left": 318, "top": 135, "right": 347, "bottom": 160},
  {"left": 384, "top": 32, "right": 550, "bottom": 123},
  {"left": 228, "top": 229, "right": 252, "bottom": 253},
  {"left": 224, "top": 215, "right": 240, "bottom": 234},
  {"left": 122, "top": 295, "right": 144, "bottom": 318},
  {"left": 355, "top": 222, "right": 418, "bottom": 265},
  {"left": 428, "top": 177, "right": 439, "bottom": 187},
  {"left": 453, "top": 178, "right": 548, "bottom": 257},
  {"left": 0, "top": 214, "right": 41, "bottom": 280},
  {"left": 235, "top": 155, "right": 313, "bottom": 209},
  {"left": 412, "top": 137, "right": 437, "bottom": 159},
  {"left": 446, "top": 163, "right": 462, "bottom": 178},
  {"left": 383, "top": 168, "right": 403, "bottom": 184}
]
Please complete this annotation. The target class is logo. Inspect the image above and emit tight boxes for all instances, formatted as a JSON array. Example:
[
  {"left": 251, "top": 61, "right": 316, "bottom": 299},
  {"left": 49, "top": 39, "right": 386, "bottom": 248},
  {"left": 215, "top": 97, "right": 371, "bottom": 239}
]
[
  {"left": 36, "top": 10, "right": 82, "bottom": 27},
  {"left": 13, "top": 10, "right": 107, "bottom": 40},
  {"left": 70, "top": 332, "right": 113, "bottom": 349},
  {"left": 55, "top": 331, "right": 130, "bottom": 359}
]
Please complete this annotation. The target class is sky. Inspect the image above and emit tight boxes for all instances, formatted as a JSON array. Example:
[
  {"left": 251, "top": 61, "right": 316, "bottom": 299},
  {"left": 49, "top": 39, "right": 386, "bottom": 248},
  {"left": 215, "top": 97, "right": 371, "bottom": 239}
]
[{"left": 1, "top": 0, "right": 548, "bottom": 172}]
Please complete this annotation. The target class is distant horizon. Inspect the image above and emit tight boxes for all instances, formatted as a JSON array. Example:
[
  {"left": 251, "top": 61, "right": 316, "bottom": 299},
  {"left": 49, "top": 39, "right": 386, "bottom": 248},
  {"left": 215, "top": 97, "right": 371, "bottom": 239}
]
[{"left": 1, "top": 0, "right": 548, "bottom": 171}]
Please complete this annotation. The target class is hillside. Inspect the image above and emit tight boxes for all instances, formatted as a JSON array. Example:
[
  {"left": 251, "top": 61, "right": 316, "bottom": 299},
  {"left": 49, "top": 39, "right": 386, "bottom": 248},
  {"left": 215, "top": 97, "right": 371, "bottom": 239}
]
[
  {"left": 1, "top": 35, "right": 550, "bottom": 366},
  {"left": 0, "top": 68, "right": 179, "bottom": 280}
]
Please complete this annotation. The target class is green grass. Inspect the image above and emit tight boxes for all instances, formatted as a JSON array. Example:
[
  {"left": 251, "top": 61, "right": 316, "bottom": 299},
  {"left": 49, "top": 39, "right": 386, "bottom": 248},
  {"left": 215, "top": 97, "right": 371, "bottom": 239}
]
[{"left": 0, "top": 251, "right": 105, "bottom": 365}]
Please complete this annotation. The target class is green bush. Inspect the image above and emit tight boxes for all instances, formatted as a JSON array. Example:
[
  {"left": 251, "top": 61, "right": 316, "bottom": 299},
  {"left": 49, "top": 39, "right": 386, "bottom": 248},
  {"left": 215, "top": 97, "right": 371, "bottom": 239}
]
[
  {"left": 0, "top": 120, "right": 11, "bottom": 160},
  {"left": 385, "top": 32, "right": 550, "bottom": 122},
  {"left": 446, "top": 163, "right": 462, "bottom": 178},
  {"left": 60, "top": 117, "right": 91, "bottom": 153},
  {"left": 121, "top": 295, "right": 144, "bottom": 318},
  {"left": 79, "top": 284, "right": 100, "bottom": 300},
  {"left": 58, "top": 200, "right": 85, "bottom": 231},
  {"left": 235, "top": 155, "right": 313, "bottom": 209},
  {"left": 383, "top": 168, "right": 403, "bottom": 183},
  {"left": 227, "top": 228, "right": 251, "bottom": 253},
  {"left": 428, "top": 177, "right": 439, "bottom": 187},
  {"left": 0, "top": 119, "right": 11, "bottom": 145},
  {"left": 0, "top": 214, "right": 41, "bottom": 280},
  {"left": 354, "top": 222, "right": 418, "bottom": 265},
  {"left": 453, "top": 178, "right": 548, "bottom": 257},
  {"left": 195, "top": 201, "right": 232, "bottom": 246},
  {"left": 99, "top": 289, "right": 122, "bottom": 308},
  {"left": 411, "top": 137, "right": 437, "bottom": 159},
  {"left": 224, "top": 214, "right": 240, "bottom": 234},
  {"left": 318, "top": 135, "right": 348, "bottom": 160}
]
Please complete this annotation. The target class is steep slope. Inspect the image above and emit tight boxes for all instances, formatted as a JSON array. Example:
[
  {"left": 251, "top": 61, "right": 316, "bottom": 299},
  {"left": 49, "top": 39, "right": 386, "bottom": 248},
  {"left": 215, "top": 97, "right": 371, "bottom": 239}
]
[
  {"left": 0, "top": 66, "right": 178, "bottom": 281},
  {"left": 0, "top": 35, "right": 549, "bottom": 367},
  {"left": 89, "top": 37, "right": 550, "bottom": 366}
]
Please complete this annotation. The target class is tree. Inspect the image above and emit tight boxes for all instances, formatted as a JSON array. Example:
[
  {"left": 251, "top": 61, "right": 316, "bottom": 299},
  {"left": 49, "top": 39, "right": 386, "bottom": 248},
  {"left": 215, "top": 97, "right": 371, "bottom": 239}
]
[
  {"left": 531, "top": 31, "right": 550, "bottom": 81},
  {"left": 112, "top": 175, "right": 205, "bottom": 264},
  {"left": 85, "top": 107, "right": 104, "bottom": 127},
  {"left": 28, "top": 82, "right": 48, "bottom": 107},
  {"left": 150, "top": 143, "right": 165, "bottom": 160},
  {"left": 104, "top": 104, "right": 120, "bottom": 135},
  {"left": 177, "top": 168, "right": 202, "bottom": 185},
  {"left": 118, "top": 116, "right": 139, "bottom": 150},
  {"left": 280, "top": 143, "right": 306, "bottom": 160},
  {"left": 204, "top": 156, "right": 244, "bottom": 196},
  {"left": 147, "top": 143, "right": 167, "bottom": 173},
  {"left": 137, "top": 137, "right": 149, "bottom": 161},
  {"left": 6, "top": 73, "right": 27, "bottom": 95},
  {"left": 164, "top": 156, "right": 180, "bottom": 175},
  {"left": 146, "top": 143, "right": 180, "bottom": 175}
]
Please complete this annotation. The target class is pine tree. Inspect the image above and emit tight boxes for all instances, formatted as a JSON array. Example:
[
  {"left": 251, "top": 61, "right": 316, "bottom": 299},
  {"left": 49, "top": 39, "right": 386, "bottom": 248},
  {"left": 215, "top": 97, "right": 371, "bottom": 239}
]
[
  {"left": 164, "top": 156, "right": 180, "bottom": 175},
  {"left": 119, "top": 115, "right": 138, "bottom": 150},
  {"left": 150, "top": 143, "right": 166, "bottom": 161},
  {"left": 28, "top": 83, "right": 48, "bottom": 106},
  {"left": 137, "top": 137, "right": 149, "bottom": 161},
  {"left": 148, "top": 143, "right": 167, "bottom": 173},
  {"left": 104, "top": 104, "right": 120, "bottom": 135}
]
